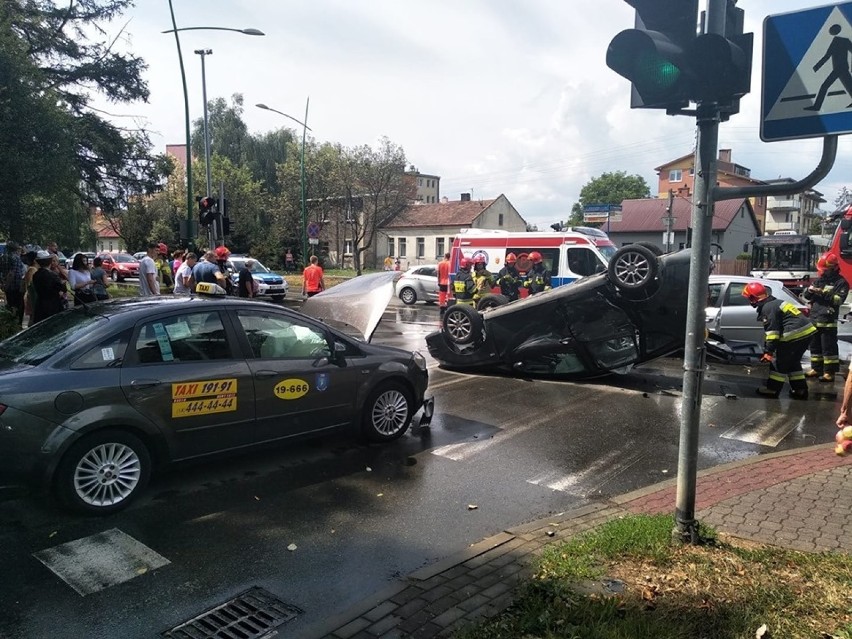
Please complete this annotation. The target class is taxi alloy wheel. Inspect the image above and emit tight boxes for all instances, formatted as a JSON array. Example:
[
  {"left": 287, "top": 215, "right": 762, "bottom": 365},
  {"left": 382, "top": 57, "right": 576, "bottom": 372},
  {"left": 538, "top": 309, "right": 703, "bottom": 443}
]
[
  {"left": 363, "top": 382, "right": 413, "bottom": 442},
  {"left": 56, "top": 430, "right": 151, "bottom": 515},
  {"left": 442, "top": 304, "right": 483, "bottom": 345}
]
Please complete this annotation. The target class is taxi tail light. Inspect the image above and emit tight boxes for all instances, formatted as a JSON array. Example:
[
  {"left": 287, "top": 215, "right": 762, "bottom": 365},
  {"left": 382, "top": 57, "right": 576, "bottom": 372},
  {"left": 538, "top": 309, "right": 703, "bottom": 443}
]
[{"left": 0, "top": 404, "right": 7, "bottom": 416}]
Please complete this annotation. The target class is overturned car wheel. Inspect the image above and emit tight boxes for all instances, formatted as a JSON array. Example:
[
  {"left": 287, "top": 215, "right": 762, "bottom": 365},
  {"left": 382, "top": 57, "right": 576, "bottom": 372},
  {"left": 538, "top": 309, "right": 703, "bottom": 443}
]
[
  {"left": 442, "top": 304, "right": 483, "bottom": 345},
  {"left": 476, "top": 294, "right": 509, "bottom": 311},
  {"left": 608, "top": 244, "right": 659, "bottom": 292}
]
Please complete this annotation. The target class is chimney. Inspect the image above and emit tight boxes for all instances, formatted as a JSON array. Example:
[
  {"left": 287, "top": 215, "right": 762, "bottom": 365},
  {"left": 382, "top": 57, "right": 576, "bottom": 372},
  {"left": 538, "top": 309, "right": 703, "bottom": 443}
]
[
  {"left": 441, "top": 196, "right": 448, "bottom": 203},
  {"left": 718, "top": 148, "right": 732, "bottom": 163},
  {"left": 461, "top": 193, "right": 471, "bottom": 202}
]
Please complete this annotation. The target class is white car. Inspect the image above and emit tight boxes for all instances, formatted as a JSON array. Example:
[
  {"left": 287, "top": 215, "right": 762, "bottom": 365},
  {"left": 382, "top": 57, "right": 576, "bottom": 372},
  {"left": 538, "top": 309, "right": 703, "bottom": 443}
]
[
  {"left": 226, "top": 255, "right": 288, "bottom": 301},
  {"left": 395, "top": 265, "right": 439, "bottom": 305}
]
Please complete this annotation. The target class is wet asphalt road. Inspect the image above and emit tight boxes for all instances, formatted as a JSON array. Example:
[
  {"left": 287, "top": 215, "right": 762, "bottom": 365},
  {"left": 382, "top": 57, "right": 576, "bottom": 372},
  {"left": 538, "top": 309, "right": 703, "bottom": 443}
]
[{"left": 0, "top": 299, "right": 844, "bottom": 639}]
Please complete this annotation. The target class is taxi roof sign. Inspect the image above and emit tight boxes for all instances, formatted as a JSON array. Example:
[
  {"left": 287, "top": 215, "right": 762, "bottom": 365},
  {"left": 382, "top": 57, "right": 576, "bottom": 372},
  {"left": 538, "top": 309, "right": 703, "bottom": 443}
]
[{"left": 194, "top": 282, "right": 226, "bottom": 297}]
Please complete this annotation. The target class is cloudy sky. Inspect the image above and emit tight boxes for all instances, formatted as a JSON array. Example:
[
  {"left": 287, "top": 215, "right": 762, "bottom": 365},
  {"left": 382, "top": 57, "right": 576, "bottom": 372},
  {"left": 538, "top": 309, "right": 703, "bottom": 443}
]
[{"left": 104, "top": 0, "right": 852, "bottom": 229}]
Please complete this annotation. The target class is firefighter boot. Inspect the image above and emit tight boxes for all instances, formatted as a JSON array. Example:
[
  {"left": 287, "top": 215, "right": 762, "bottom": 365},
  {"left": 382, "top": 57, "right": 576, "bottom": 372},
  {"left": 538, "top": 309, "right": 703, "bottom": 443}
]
[
  {"left": 789, "top": 374, "right": 809, "bottom": 399},
  {"left": 756, "top": 386, "right": 780, "bottom": 399},
  {"left": 819, "top": 373, "right": 835, "bottom": 383},
  {"left": 805, "top": 369, "right": 821, "bottom": 379}
]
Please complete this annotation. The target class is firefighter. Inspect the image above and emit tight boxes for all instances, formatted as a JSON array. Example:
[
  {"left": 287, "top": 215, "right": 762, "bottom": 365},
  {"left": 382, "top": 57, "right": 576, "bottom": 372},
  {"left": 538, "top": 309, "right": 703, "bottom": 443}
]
[
  {"left": 743, "top": 281, "right": 816, "bottom": 399},
  {"left": 523, "top": 251, "right": 551, "bottom": 295},
  {"left": 495, "top": 252, "right": 522, "bottom": 301},
  {"left": 803, "top": 252, "right": 849, "bottom": 382},
  {"left": 451, "top": 257, "right": 476, "bottom": 305},
  {"left": 471, "top": 255, "right": 495, "bottom": 303}
]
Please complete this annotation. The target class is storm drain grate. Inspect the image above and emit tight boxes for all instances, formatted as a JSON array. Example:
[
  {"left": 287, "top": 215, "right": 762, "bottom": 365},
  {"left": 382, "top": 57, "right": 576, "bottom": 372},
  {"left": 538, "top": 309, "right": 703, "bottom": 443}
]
[{"left": 162, "top": 586, "right": 302, "bottom": 639}]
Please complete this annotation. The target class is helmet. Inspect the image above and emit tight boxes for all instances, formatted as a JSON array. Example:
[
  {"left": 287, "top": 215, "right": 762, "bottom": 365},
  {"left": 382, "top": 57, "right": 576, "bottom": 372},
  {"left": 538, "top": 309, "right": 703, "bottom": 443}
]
[
  {"left": 214, "top": 245, "right": 231, "bottom": 260},
  {"left": 473, "top": 255, "right": 487, "bottom": 266},
  {"left": 819, "top": 252, "right": 839, "bottom": 271},
  {"left": 529, "top": 251, "right": 543, "bottom": 264},
  {"left": 158, "top": 242, "right": 168, "bottom": 255},
  {"left": 505, "top": 253, "right": 517, "bottom": 264},
  {"left": 742, "top": 281, "right": 769, "bottom": 304},
  {"left": 459, "top": 257, "right": 471, "bottom": 269}
]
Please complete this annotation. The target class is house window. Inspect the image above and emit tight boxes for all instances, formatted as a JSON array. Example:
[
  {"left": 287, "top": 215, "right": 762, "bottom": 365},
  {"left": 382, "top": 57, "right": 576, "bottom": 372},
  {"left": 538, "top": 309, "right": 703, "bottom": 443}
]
[
  {"left": 436, "top": 238, "right": 445, "bottom": 258},
  {"left": 669, "top": 169, "right": 682, "bottom": 182},
  {"left": 344, "top": 239, "right": 354, "bottom": 255},
  {"left": 387, "top": 238, "right": 394, "bottom": 257},
  {"left": 688, "top": 167, "right": 694, "bottom": 176},
  {"left": 108, "top": 241, "right": 114, "bottom": 251},
  {"left": 416, "top": 237, "right": 425, "bottom": 259},
  {"left": 498, "top": 213, "right": 504, "bottom": 226},
  {"left": 418, "top": 178, "right": 423, "bottom": 186},
  {"left": 399, "top": 238, "right": 407, "bottom": 257}
]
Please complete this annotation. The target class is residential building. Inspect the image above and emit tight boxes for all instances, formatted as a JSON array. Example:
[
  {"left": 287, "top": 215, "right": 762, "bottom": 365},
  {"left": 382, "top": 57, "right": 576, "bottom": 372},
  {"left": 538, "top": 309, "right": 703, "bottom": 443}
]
[
  {"left": 166, "top": 144, "right": 188, "bottom": 171},
  {"left": 376, "top": 194, "right": 527, "bottom": 270},
  {"left": 404, "top": 166, "right": 441, "bottom": 204},
  {"left": 606, "top": 197, "right": 760, "bottom": 259},
  {"left": 763, "top": 179, "right": 825, "bottom": 234},
  {"left": 655, "top": 149, "right": 768, "bottom": 231}
]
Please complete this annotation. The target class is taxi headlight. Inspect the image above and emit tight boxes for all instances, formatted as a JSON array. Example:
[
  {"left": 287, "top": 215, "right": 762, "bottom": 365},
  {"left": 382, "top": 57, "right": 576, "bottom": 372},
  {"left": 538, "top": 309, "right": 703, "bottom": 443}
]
[{"left": 412, "top": 351, "right": 427, "bottom": 371}]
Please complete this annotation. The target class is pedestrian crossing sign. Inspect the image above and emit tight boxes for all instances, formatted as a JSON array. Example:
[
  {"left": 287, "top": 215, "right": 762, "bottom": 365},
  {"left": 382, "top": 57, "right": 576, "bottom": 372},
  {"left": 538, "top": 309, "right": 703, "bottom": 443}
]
[{"left": 762, "top": 2, "right": 852, "bottom": 141}]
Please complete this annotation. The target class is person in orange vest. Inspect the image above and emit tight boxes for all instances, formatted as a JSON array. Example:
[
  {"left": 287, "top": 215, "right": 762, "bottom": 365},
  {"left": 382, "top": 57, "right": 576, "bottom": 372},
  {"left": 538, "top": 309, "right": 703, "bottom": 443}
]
[
  {"left": 302, "top": 255, "right": 326, "bottom": 298},
  {"left": 437, "top": 252, "right": 451, "bottom": 314}
]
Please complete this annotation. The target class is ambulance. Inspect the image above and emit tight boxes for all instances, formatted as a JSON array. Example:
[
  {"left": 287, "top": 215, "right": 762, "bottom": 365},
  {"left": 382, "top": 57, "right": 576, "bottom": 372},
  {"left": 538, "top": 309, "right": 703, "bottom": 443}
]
[{"left": 449, "top": 227, "right": 618, "bottom": 301}]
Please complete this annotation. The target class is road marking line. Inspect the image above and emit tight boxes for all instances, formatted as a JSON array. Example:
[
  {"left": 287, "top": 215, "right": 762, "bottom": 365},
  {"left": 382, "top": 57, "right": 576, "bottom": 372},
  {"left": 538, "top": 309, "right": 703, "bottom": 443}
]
[
  {"left": 720, "top": 410, "right": 802, "bottom": 447},
  {"left": 33, "top": 528, "right": 170, "bottom": 596},
  {"left": 431, "top": 409, "right": 555, "bottom": 461}
]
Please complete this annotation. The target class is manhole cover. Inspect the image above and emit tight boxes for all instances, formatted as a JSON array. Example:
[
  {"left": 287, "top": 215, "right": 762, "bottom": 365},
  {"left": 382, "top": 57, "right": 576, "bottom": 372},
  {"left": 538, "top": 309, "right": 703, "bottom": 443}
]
[{"left": 162, "top": 586, "right": 301, "bottom": 638}]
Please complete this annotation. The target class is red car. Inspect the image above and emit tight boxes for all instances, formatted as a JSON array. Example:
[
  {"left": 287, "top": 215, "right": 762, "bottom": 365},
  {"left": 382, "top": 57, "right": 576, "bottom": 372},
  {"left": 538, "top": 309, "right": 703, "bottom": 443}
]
[{"left": 97, "top": 252, "right": 139, "bottom": 281}]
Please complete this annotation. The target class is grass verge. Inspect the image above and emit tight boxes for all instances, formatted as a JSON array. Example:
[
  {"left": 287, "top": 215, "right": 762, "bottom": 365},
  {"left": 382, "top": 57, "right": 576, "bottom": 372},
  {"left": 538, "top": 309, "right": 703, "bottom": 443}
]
[{"left": 456, "top": 514, "right": 852, "bottom": 639}]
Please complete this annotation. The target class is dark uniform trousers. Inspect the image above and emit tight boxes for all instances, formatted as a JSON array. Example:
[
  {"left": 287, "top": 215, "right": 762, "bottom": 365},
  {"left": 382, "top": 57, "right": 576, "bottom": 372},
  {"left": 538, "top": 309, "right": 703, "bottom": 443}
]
[{"left": 765, "top": 337, "right": 811, "bottom": 395}]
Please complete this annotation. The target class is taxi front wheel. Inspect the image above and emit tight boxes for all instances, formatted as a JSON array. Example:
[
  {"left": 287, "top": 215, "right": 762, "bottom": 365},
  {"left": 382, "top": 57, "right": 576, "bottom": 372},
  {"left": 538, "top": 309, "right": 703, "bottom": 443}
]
[
  {"left": 55, "top": 429, "right": 151, "bottom": 515},
  {"left": 362, "top": 382, "right": 413, "bottom": 442}
]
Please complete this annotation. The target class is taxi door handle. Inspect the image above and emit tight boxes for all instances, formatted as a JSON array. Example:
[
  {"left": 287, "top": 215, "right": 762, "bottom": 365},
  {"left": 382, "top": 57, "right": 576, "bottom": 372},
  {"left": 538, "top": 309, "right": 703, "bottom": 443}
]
[
  {"left": 254, "top": 370, "right": 277, "bottom": 379},
  {"left": 130, "top": 379, "right": 161, "bottom": 389}
]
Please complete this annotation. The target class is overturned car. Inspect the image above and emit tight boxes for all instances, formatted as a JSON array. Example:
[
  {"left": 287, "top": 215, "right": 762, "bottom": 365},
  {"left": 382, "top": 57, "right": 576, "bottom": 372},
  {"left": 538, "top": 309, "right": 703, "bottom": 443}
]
[{"left": 426, "top": 244, "right": 698, "bottom": 377}]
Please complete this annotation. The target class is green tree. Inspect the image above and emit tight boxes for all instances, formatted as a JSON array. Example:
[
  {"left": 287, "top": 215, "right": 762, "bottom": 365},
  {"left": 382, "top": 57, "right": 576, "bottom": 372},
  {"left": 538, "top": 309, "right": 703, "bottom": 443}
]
[
  {"left": 1, "top": 0, "right": 168, "bottom": 244},
  {"left": 566, "top": 171, "right": 650, "bottom": 227}
]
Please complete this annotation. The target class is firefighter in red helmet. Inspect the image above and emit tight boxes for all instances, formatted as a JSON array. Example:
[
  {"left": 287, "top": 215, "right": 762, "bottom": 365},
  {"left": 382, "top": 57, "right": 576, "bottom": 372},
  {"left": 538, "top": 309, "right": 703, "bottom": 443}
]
[
  {"left": 471, "top": 254, "right": 495, "bottom": 303},
  {"left": 742, "top": 280, "right": 816, "bottom": 399},
  {"left": 523, "top": 251, "right": 551, "bottom": 295},
  {"left": 452, "top": 257, "right": 476, "bottom": 305},
  {"left": 802, "top": 252, "right": 849, "bottom": 382},
  {"left": 495, "top": 252, "right": 521, "bottom": 301}
]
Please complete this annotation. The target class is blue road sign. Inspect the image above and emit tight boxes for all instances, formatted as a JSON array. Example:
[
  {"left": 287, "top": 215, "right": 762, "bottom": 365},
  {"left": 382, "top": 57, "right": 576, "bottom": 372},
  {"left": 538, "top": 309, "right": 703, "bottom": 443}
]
[
  {"left": 307, "top": 222, "right": 321, "bottom": 238},
  {"left": 762, "top": 2, "right": 852, "bottom": 142}
]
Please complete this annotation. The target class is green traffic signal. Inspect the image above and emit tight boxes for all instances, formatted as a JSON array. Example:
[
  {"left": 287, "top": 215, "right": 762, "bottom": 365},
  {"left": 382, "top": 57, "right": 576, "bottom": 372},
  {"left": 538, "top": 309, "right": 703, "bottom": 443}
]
[{"left": 607, "top": 30, "right": 690, "bottom": 109}]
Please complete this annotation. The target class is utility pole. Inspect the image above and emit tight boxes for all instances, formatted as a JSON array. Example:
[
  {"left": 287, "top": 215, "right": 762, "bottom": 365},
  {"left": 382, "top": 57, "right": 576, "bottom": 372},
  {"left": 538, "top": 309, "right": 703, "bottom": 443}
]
[{"left": 663, "top": 189, "right": 675, "bottom": 253}]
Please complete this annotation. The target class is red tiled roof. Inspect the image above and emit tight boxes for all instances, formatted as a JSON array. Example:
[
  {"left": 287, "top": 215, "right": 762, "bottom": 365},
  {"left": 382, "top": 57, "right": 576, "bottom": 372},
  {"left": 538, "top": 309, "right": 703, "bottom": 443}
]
[
  {"left": 606, "top": 198, "right": 756, "bottom": 233},
  {"left": 383, "top": 198, "right": 499, "bottom": 228}
]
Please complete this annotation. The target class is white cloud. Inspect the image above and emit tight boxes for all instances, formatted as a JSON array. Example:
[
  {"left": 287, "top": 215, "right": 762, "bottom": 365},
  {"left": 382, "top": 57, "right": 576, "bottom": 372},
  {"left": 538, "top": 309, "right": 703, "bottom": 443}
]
[{"left": 96, "top": 0, "right": 852, "bottom": 228}]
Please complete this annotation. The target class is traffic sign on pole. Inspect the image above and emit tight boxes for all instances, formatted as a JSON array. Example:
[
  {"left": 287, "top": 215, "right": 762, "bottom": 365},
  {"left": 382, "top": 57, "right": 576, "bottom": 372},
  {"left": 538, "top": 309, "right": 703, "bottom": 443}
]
[
  {"left": 762, "top": 2, "right": 852, "bottom": 141},
  {"left": 307, "top": 222, "right": 321, "bottom": 239}
]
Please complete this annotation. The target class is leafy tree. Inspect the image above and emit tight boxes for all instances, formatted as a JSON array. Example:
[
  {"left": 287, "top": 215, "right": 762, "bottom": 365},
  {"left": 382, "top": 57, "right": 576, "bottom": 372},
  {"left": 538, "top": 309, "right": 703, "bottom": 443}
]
[
  {"left": 567, "top": 171, "right": 650, "bottom": 227},
  {"left": 1, "top": 0, "right": 168, "bottom": 244}
]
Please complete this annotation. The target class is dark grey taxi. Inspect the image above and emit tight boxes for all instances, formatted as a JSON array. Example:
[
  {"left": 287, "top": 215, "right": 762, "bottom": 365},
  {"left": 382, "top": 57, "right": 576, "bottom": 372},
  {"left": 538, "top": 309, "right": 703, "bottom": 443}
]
[{"left": 0, "top": 283, "right": 430, "bottom": 514}]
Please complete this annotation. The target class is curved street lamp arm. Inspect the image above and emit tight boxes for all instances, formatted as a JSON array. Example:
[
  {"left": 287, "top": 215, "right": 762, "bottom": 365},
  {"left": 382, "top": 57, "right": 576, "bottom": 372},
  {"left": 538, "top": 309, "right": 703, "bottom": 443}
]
[
  {"left": 162, "top": 27, "right": 265, "bottom": 35},
  {"left": 256, "top": 104, "right": 313, "bottom": 131}
]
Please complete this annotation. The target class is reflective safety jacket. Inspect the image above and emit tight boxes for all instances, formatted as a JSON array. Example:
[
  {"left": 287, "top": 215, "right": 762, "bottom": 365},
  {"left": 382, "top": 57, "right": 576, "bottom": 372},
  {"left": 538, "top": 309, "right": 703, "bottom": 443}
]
[
  {"left": 495, "top": 265, "right": 521, "bottom": 300},
  {"left": 523, "top": 264, "right": 552, "bottom": 294},
  {"left": 801, "top": 270, "right": 850, "bottom": 328},
  {"left": 472, "top": 267, "right": 495, "bottom": 300},
  {"left": 453, "top": 268, "right": 476, "bottom": 302},
  {"left": 755, "top": 295, "right": 816, "bottom": 354}
]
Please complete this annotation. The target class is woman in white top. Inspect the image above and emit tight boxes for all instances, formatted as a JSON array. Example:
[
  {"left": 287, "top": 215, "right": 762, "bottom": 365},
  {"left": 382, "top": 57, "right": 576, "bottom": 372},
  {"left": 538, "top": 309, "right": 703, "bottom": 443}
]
[{"left": 68, "top": 253, "right": 97, "bottom": 305}]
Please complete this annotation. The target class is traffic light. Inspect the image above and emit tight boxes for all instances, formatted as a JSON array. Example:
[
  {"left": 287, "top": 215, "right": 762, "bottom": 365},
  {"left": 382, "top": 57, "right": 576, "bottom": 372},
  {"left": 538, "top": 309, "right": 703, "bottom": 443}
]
[
  {"left": 222, "top": 217, "right": 231, "bottom": 235},
  {"left": 198, "top": 196, "right": 217, "bottom": 226},
  {"left": 607, "top": 0, "right": 753, "bottom": 111},
  {"left": 606, "top": 0, "right": 699, "bottom": 110}
]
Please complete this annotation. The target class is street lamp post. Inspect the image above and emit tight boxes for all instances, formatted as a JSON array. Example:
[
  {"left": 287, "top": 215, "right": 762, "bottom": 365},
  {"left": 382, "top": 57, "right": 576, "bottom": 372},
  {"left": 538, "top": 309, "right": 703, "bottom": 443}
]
[
  {"left": 256, "top": 101, "right": 312, "bottom": 264},
  {"left": 162, "top": 14, "right": 264, "bottom": 250}
]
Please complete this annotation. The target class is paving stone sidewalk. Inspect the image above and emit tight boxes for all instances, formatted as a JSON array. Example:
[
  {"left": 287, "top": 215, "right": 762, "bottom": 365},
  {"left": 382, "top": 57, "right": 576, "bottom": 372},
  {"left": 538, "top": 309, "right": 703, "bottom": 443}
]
[{"left": 302, "top": 444, "right": 852, "bottom": 639}]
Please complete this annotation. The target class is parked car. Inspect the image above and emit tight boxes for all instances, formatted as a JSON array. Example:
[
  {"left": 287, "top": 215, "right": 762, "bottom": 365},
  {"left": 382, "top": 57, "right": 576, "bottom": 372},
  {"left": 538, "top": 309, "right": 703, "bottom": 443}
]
[
  {"left": 133, "top": 251, "right": 147, "bottom": 261},
  {"left": 65, "top": 252, "right": 96, "bottom": 269},
  {"left": 395, "top": 265, "right": 439, "bottom": 305},
  {"left": 225, "top": 255, "right": 288, "bottom": 300},
  {"left": 97, "top": 252, "right": 139, "bottom": 281},
  {"left": 706, "top": 275, "right": 808, "bottom": 350},
  {"left": 0, "top": 275, "right": 431, "bottom": 514},
  {"left": 427, "top": 244, "right": 694, "bottom": 377}
]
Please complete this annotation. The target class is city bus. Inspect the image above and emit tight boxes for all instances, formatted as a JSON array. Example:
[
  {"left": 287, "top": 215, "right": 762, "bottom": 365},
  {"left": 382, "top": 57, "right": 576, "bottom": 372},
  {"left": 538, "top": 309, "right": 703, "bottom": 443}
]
[{"left": 749, "top": 232, "right": 830, "bottom": 293}]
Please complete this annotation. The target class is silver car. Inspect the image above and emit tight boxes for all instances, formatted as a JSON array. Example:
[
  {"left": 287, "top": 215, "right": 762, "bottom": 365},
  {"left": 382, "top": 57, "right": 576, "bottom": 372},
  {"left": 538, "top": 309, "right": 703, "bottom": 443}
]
[
  {"left": 706, "top": 275, "right": 808, "bottom": 348},
  {"left": 395, "top": 265, "right": 439, "bottom": 305}
]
